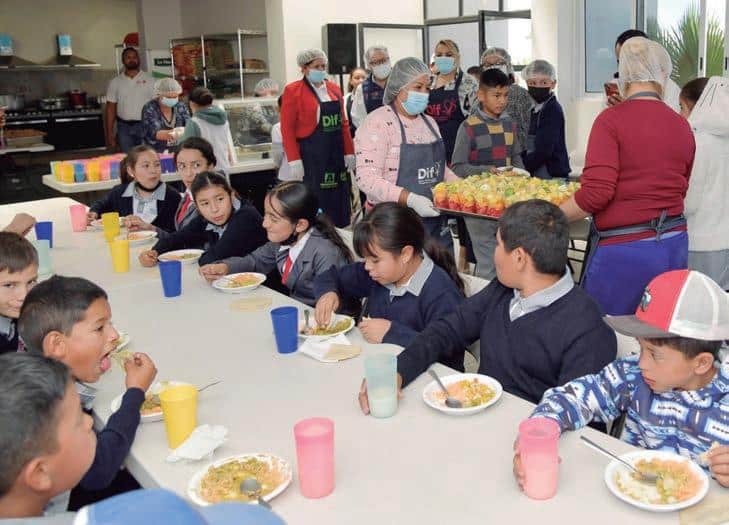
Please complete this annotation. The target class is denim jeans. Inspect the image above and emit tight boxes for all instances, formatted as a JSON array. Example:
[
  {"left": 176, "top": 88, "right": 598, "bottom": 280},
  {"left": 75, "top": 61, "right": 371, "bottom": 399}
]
[{"left": 116, "top": 120, "right": 143, "bottom": 153}]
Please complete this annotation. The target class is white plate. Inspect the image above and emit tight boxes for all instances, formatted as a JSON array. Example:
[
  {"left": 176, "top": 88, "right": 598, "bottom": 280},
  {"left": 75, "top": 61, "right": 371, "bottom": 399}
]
[
  {"left": 114, "top": 331, "right": 130, "bottom": 352},
  {"left": 298, "top": 314, "right": 355, "bottom": 341},
  {"left": 212, "top": 272, "right": 266, "bottom": 294},
  {"left": 90, "top": 218, "right": 125, "bottom": 231},
  {"left": 187, "top": 453, "right": 293, "bottom": 506},
  {"left": 494, "top": 166, "right": 530, "bottom": 177},
  {"left": 109, "top": 380, "right": 189, "bottom": 423},
  {"left": 604, "top": 450, "right": 709, "bottom": 512},
  {"left": 422, "top": 373, "right": 503, "bottom": 416},
  {"left": 158, "top": 249, "right": 205, "bottom": 265},
  {"left": 117, "top": 231, "right": 157, "bottom": 245}
]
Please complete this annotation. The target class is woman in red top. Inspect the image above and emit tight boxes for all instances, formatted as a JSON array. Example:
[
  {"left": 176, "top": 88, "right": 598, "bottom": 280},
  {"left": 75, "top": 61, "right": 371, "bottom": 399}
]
[
  {"left": 280, "top": 48, "right": 355, "bottom": 227},
  {"left": 560, "top": 38, "right": 695, "bottom": 315}
]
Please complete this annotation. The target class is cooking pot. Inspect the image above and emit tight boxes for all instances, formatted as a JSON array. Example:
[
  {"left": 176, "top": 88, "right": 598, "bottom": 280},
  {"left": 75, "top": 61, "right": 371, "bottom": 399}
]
[
  {"left": 68, "top": 90, "right": 87, "bottom": 108},
  {"left": 40, "top": 97, "right": 68, "bottom": 111},
  {"left": 0, "top": 94, "right": 24, "bottom": 111}
]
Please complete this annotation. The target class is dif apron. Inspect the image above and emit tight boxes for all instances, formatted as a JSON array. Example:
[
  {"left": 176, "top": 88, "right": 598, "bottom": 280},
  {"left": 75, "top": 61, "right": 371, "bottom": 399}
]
[
  {"left": 362, "top": 75, "right": 385, "bottom": 114},
  {"left": 526, "top": 96, "right": 553, "bottom": 179},
  {"left": 426, "top": 71, "right": 467, "bottom": 163},
  {"left": 298, "top": 78, "right": 351, "bottom": 227},
  {"left": 391, "top": 104, "right": 451, "bottom": 248}
]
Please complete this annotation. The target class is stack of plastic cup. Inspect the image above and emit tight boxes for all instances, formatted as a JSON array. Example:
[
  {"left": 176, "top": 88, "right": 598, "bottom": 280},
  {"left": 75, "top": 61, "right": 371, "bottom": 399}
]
[
  {"left": 160, "top": 385, "right": 198, "bottom": 448},
  {"left": 160, "top": 154, "right": 175, "bottom": 174},
  {"left": 110, "top": 160, "right": 121, "bottom": 179},
  {"left": 86, "top": 160, "right": 100, "bottom": 182},
  {"left": 101, "top": 212, "right": 120, "bottom": 243},
  {"left": 69, "top": 204, "right": 87, "bottom": 232},
  {"left": 50, "top": 161, "right": 60, "bottom": 180},
  {"left": 99, "top": 158, "right": 111, "bottom": 180},
  {"left": 294, "top": 417, "right": 335, "bottom": 498},
  {"left": 518, "top": 417, "right": 560, "bottom": 500},
  {"left": 73, "top": 161, "right": 86, "bottom": 183},
  {"left": 364, "top": 354, "right": 398, "bottom": 418},
  {"left": 60, "top": 162, "right": 74, "bottom": 183}
]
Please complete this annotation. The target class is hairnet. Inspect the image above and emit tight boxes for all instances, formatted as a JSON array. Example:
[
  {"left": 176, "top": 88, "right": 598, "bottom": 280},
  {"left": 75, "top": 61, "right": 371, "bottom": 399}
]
[
  {"left": 617, "top": 37, "right": 672, "bottom": 97},
  {"left": 383, "top": 57, "right": 430, "bottom": 105},
  {"left": 254, "top": 78, "right": 279, "bottom": 94},
  {"left": 522, "top": 59, "right": 556, "bottom": 81},
  {"left": 154, "top": 77, "right": 182, "bottom": 96},
  {"left": 297, "top": 48, "right": 328, "bottom": 67},
  {"left": 363, "top": 45, "right": 389, "bottom": 65},
  {"left": 481, "top": 47, "right": 514, "bottom": 75}
]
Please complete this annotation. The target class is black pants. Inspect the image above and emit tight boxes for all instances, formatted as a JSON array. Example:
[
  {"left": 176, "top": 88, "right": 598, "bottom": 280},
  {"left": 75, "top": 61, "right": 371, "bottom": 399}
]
[{"left": 68, "top": 469, "right": 140, "bottom": 511}]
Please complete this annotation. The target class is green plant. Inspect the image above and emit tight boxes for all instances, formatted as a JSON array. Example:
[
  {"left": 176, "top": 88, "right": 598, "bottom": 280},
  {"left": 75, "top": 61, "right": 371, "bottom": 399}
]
[{"left": 647, "top": 4, "right": 725, "bottom": 87}]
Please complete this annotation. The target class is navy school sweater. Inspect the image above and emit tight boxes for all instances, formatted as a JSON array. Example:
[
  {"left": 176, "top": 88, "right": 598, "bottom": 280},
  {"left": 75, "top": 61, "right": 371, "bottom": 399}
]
[
  {"left": 0, "top": 323, "right": 19, "bottom": 355},
  {"left": 397, "top": 280, "right": 617, "bottom": 403},
  {"left": 89, "top": 183, "right": 182, "bottom": 233},
  {"left": 313, "top": 262, "right": 465, "bottom": 372},
  {"left": 522, "top": 96, "right": 571, "bottom": 179}
]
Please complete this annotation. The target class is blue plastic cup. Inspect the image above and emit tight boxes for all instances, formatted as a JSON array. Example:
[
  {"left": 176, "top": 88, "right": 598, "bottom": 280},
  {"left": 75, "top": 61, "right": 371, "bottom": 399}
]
[
  {"left": 271, "top": 306, "right": 298, "bottom": 354},
  {"left": 73, "top": 161, "right": 86, "bottom": 182},
  {"left": 34, "top": 221, "right": 53, "bottom": 248},
  {"left": 158, "top": 260, "right": 182, "bottom": 297}
]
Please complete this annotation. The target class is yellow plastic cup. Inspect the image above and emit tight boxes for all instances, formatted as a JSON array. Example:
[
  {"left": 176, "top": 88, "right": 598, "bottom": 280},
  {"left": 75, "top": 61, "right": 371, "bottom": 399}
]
[
  {"left": 109, "top": 239, "right": 129, "bottom": 273},
  {"left": 87, "top": 160, "right": 100, "bottom": 182},
  {"left": 101, "top": 212, "right": 120, "bottom": 242},
  {"left": 159, "top": 385, "right": 198, "bottom": 449},
  {"left": 61, "top": 162, "right": 74, "bottom": 183}
]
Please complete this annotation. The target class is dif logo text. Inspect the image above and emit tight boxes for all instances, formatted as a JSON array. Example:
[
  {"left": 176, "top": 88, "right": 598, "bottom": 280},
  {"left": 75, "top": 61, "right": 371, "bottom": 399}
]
[
  {"left": 322, "top": 114, "right": 341, "bottom": 131},
  {"left": 417, "top": 162, "right": 441, "bottom": 184}
]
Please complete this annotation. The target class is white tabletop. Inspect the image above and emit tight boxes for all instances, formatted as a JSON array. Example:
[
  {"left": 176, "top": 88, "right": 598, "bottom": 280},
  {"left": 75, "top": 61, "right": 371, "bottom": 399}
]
[
  {"left": 0, "top": 198, "right": 722, "bottom": 523},
  {"left": 0, "top": 143, "right": 55, "bottom": 155}
]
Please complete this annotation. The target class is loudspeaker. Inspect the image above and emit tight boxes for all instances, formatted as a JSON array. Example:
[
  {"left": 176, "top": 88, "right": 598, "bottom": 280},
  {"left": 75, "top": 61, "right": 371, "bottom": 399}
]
[{"left": 322, "top": 24, "right": 358, "bottom": 74}]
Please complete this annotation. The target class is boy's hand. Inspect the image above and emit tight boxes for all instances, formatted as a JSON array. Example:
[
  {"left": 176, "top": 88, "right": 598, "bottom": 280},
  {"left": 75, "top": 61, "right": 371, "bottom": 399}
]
[
  {"left": 199, "top": 263, "right": 229, "bottom": 283},
  {"left": 124, "top": 215, "right": 155, "bottom": 232},
  {"left": 708, "top": 445, "right": 729, "bottom": 487},
  {"left": 124, "top": 352, "right": 157, "bottom": 392},
  {"left": 358, "top": 375, "right": 403, "bottom": 415},
  {"left": 358, "top": 318, "right": 391, "bottom": 344},
  {"left": 139, "top": 250, "right": 159, "bottom": 267},
  {"left": 4, "top": 212, "right": 36, "bottom": 236},
  {"left": 315, "top": 292, "right": 340, "bottom": 327},
  {"left": 86, "top": 211, "right": 99, "bottom": 225}
]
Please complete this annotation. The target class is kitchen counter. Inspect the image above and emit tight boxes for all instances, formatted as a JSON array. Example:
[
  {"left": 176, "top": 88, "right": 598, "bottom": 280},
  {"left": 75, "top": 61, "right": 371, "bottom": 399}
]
[{"left": 0, "top": 143, "right": 55, "bottom": 155}]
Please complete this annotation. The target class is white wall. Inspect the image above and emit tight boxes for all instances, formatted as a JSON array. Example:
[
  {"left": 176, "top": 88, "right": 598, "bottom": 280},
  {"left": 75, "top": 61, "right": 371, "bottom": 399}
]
[
  {"left": 179, "top": 0, "right": 267, "bottom": 34},
  {"left": 137, "top": 0, "right": 183, "bottom": 57}
]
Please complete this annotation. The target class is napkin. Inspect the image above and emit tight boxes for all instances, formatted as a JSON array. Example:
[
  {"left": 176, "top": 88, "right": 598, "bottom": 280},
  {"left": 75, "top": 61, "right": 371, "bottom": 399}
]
[
  {"left": 679, "top": 491, "right": 729, "bottom": 525},
  {"left": 166, "top": 424, "right": 228, "bottom": 463},
  {"left": 299, "top": 334, "right": 361, "bottom": 363}
]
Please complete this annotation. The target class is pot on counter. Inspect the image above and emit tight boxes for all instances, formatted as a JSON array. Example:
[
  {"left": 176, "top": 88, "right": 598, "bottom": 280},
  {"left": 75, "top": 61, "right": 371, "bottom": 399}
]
[
  {"left": 0, "top": 94, "right": 25, "bottom": 111},
  {"left": 68, "top": 90, "right": 87, "bottom": 109},
  {"left": 39, "top": 97, "right": 68, "bottom": 111}
]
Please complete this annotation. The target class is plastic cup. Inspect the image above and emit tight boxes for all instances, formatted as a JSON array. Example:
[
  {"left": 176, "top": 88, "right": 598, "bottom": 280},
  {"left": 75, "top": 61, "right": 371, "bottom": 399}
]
[
  {"left": 101, "top": 212, "right": 120, "bottom": 242},
  {"left": 294, "top": 417, "right": 334, "bottom": 498},
  {"left": 364, "top": 354, "right": 397, "bottom": 418},
  {"left": 87, "top": 160, "right": 100, "bottom": 182},
  {"left": 34, "top": 221, "right": 53, "bottom": 248},
  {"left": 270, "top": 306, "right": 298, "bottom": 354},
  {"left": 73, "top": 161, "right": 86, "bottom": 182},
  {"left": 110, "top": 160, "right": 121, "bottom": 179},
  {"left": 50, "top": 161, "right": 60, "bottom": 180},
  {"left": 159, "top": 384, "right": 198, "bottom": 449},
  {"left": 100, "top": 159, "right": 111, "bottom": 180},
  {"left": 158, "top": 260, "right": 182, "bottom": 297},
  {"left": 109, "top": 239, "right": 130, "bottom": 273},
  {"left": 30, "top": 239, "right": 52, "bottom": 276},
  {"left": 69, "top": 204, "right": 87, "bottom": 232},
  {"left": 518, "top": 417, "right": 560, "bottom": 500},
  {"left": 60, "top": 162, "right": 74, "bottom": 183}
]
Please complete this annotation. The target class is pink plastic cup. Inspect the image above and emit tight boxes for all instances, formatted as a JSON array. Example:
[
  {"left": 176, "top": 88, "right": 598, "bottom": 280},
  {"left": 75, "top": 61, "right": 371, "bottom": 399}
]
[
  {"left": 294, "top": 417, "right": 334, "bottom": 498},
  {"left": 518, "top": 417, "right": 560, "bottom": 500},
  {"left": 69, "top": 204, "right": 88, "bottom": 232}
]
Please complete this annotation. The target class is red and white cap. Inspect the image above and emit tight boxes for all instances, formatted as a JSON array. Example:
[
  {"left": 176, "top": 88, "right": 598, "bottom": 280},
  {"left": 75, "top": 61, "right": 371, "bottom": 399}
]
[{"left": 605, "top": 270, "right": 729, "bottom": 340}]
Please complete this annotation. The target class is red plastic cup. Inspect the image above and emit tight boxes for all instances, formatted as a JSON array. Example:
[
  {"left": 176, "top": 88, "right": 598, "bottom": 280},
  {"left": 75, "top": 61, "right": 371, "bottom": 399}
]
[
  {"left": 518, "top": 417, "right": 560, "bottom": 500},
  {"left": 69, "top": 204, "right": 87, "bottom": 232},
  {"left": 294, "top": 417, "right": 334, "bottom": 498}
]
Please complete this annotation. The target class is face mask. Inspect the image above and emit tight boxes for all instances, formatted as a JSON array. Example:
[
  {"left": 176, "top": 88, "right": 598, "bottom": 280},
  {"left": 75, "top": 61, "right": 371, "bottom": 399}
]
[
  {"left": 161, "top": 97, "right": 178, "bottom": 108},
  {"left": 434, "top": 56, "right": 455, "bottom": 75},
  {"left": 401, "top": 90, "right": 429, "bottom": 116},
  {"left": 372, "top": 63, "right": 391, "bottom": 80},
  {"left": 307, "top": 69, "right": 327, "bottom": 84},
  {"left": 528, "top": 86, "right": 552, "bottom": 104}
]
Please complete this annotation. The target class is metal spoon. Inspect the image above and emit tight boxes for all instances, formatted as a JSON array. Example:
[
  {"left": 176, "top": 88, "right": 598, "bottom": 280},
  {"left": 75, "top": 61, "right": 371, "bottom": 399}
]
[
  {"left": 580, "top": 435, "right": 660, "bottom": 483},
  {"left": 427, "top": 368, "right": 462, "bottom": 409},
  {"left": 304, "top": 309, "right": 311, "bottom": 332},
  {"left": 240, "top": 478, "right": 272, "bottom": 509}
]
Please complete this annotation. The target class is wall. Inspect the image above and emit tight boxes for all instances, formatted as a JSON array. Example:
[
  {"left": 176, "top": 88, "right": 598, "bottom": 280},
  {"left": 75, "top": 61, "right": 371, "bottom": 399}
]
[
  {"left": 136, "top": 0, "right": 183, "bottom": 55},
  {"left": 179, "top": 0, "right": 267, "bottom": 34}
]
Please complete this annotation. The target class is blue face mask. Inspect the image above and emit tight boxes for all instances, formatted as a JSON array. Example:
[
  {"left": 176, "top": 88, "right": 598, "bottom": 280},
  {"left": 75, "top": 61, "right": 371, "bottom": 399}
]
[
  {"left": 307, "top": 69, "right": 327, "bottom": 84},
  {"left": 401, "top": 90, "right": 429, "bottom": 116},
  {"left": 161, "top": 97, "right": 178, "bottom": 108},
  {"left": 434, "top": 56, "right": 455, "bottom": 75}
]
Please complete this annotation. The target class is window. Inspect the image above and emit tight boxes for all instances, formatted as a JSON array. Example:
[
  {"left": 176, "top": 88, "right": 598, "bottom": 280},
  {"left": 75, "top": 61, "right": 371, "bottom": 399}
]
[
  {"left": 482, "top": 12, "right": 532, "bottom": 67},
  {"left": 645, "top": 1, "right": 700, "bottom": 85},
  {"left": 425, "top": 0, "right": 459, "bottom": 20},
  {"left": 584, "top": 0, "right": 634, "bottom": 93},
  {"left": 427, "top": 22, "right": 481, "bottom": 69},
  {"left": 707, "top": 0, "right": 727, "bottom": 76}
]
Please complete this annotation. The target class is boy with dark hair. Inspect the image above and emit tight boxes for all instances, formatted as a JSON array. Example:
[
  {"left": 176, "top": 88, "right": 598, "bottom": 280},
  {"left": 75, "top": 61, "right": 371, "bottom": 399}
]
[
  {"left": 451, "top": 68, "right": 526, "bottom": 280},
  {"left": 514, "top": 269, "right": 729, "bottom": 489},
  {"left": 0, "top": 353, "right": 96, "bottom": 519},
  {"left": 358, "top": 200, "right": 616, "bottom": 411},
  {"left": 18, "top": 276, "right": 157, "bottom": 506},
  {"left": 0, "top": 231, "right": 38, "bottom": 354}
]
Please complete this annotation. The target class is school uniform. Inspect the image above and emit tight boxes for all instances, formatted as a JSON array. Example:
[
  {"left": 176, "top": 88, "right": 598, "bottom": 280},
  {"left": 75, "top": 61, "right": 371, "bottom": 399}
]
[
  {"left": 89, "top": 182, "right": 181, "bottom": 233},
  {"left": 314, "top": 255, "right": 465, "bottom": 371},
  {"left": 152, "top": 201, "right": 267, "bottom": 266},
  {"left": 220, "top": 228, "right": 349, "bottom": 306},
  {"left": 0, "top": 314, "right": 20, "bottom": 354},
  {"left": 522, "top": 95, "right": 571, "bottom": 179}
]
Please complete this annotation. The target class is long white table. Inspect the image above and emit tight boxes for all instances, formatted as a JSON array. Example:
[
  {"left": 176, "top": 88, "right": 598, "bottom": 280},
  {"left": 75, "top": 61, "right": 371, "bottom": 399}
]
[{"left": 0, "top": 197, "right": 722, "bottom": 523}]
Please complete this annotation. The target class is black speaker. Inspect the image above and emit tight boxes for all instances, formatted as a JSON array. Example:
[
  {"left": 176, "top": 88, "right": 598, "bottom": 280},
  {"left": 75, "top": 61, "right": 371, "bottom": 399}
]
[{"left": 322, "top": 24, "right": 357, "bottom": 74}]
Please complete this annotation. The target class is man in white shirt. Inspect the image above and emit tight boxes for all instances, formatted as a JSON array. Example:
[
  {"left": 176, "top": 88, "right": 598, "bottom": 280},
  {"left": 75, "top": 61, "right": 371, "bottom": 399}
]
[{"left": 105, "top": 48, "right": 156, "bottom": 152}]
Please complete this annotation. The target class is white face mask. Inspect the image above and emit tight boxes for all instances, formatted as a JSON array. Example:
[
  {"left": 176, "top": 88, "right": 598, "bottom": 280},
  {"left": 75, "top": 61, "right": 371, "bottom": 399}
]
[{"left": 372, "top": 62, "right": 392, "bottom": 80}]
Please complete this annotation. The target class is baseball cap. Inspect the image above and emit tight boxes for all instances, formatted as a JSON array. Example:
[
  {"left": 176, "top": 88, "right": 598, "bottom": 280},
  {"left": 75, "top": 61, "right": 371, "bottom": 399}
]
[
  {"left": 74, "top": 489, "right": 286, "bottom": 525},
  {"left": 605, "top": 270, "right": 729, "bottom": 340}
]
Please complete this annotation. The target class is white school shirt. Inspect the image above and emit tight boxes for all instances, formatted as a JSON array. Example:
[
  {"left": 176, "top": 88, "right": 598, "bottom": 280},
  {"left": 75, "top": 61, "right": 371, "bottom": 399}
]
[{"left": 106, "top": 70, "right": 156, "bottom": 121}]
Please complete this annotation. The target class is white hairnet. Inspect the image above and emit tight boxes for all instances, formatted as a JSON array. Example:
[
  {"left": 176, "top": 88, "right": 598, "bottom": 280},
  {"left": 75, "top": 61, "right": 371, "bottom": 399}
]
[
  {"left": 254, "top": 78, "right": 279, "bottom": 94},
  {"left": 481, "top": 47, "right": 514, "bottom": 75},
  {"left": 154, "top": 77, "right": 182, "bottom": 95},
  {"left": 364, "top": 45, "right": 389, "bottom": 65},
  {"left": 522, "top": 59, "right": 556, "bottom": 82},
  {"left": 383, "top": 57, "right": 430, "bottom": 105},
  {"left": 297, "top": 48, "right": 328, "bottom": 67},
  {"left": 617, "top": 37, "right": 672, "bottom": 97}
]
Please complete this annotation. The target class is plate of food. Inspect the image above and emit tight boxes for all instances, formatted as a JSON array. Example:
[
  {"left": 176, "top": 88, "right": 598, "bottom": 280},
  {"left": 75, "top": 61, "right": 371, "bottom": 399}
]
[
  {"left": 117, "top": 231, "right": 157, "bottom": 245},
  {"left": 299, "top": 314, "right": 355, "bottom": 340},
  {"left": 109, "top": 380, "right": 189, "bottom": 422},
  {"left": 494, "top": 166, "right": 530, "bottom": 177},
  {"left": 422, "top": 373, "right": 503, "bottom": 416},
  {"left": 90, "top": 217, "right": 125, "bottom": 230},
  {"left": 604, "top": 450, "right": 709, "bottom": 512},
  {"left": 212, "top": 272, "right": 266, "bottom": 294},
  {"left": 158, "top": 249, "right": 205, "bottom": 265},
  {"left": 187, "top": 453, "right": 293, "bottom": 506}
]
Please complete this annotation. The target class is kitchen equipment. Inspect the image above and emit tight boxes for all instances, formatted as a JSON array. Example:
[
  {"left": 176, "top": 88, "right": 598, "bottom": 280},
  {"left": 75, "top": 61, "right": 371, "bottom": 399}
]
[
  {"left": 0, "top": 94, "right": 24, "bottom": 111},
  {"left": 47, "top": 109, "right": 104, "bottom": 151},
  {"left": 68, "top": 90, "right": 87, "bottom": 109},
  {"left": 4, "top": 110, "right": 51, "bottom": 142},
  {"left": 40, "top": 97, "right": 68, "bottom": 111}
]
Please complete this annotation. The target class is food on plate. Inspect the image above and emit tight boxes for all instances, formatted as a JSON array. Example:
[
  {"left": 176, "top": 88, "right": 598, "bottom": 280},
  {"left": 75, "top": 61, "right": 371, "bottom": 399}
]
[
  {"left": 615, "top": 458, "right": 703, "bottom": 505},
  {"left": 221, "top": 273, "right": 262, "bottom": 288},
  {"left": 127, "top": 232, "right": 152, "bottom": 241},
  {"left": 140, "top": 393, "right": 162, "bottom": 416},
  {"left": 433, "top": 378, "right": 496, "bottom": 408},
  {"left": 302, "top": 318, "right": 352, "bottom": 336},
  {"left": 198, "top": 457, "right": 285, "bottom": 503},
  {"left": 160, "top": 252, "right": 198, "bottom": 261}
]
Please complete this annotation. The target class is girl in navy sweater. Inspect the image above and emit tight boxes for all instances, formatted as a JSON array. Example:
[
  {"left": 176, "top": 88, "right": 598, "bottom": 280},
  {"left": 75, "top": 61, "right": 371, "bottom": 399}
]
[
  {"left": 314, "top": 203, "right": 465, "bottom": 369},
  {"left": 87, "top": 145, "right": 181, "bottom": 233},
  {"left": 139, "top": 172, "right": 266, "bottom": 267}
]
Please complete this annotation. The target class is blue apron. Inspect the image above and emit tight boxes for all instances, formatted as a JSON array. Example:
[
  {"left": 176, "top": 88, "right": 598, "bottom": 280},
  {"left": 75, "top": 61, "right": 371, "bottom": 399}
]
[
  {"left": 426, "top": 71, "right": 466, "bottom": 164},
  {"left": 362, "top": 75, "right": 385, "bottom": 114},
  {"left": 298, "top": 78, "right": 351, "bottom": 227}
]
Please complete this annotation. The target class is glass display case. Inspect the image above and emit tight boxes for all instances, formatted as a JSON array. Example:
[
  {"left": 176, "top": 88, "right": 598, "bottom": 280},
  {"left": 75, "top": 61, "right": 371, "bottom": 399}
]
[{"left": 217, "top": 97, "right": 279, "bottom": 164}]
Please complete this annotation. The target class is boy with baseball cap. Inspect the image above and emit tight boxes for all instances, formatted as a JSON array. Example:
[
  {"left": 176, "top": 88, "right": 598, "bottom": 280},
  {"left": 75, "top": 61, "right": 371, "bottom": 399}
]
[{"left": 514, "top": 269, "right": 729, "bottom": 488}]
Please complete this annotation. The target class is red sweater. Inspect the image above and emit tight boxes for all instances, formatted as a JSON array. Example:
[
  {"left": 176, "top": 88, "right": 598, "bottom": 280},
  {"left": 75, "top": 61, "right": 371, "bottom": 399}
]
[
  {"left": 575, "top": 100, "right": 695, "bottom": 243},
  {"left": 280, "top": 79, "right": 354, "bottom": 163}
]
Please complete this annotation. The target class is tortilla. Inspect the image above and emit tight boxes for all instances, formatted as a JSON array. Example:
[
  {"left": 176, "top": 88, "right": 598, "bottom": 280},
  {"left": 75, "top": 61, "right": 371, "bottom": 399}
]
[{"left": 323, "top": 344, "right": 361, "bottom": 361}]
